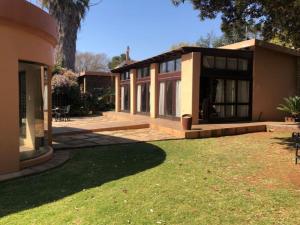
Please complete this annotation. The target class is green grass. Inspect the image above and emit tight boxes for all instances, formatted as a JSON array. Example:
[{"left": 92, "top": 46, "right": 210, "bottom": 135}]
[{"left": 1, "top": 132, "right": 300, "bottom": 225}]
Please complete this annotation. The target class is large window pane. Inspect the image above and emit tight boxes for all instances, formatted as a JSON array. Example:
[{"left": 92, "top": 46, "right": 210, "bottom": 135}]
[
  {"left": 137, "top": 85, "right": 141, "bottom": 112},
  {"left": 167, "top": 60, "right": 175, "bottom": 72},
  {"left": 237, "top": 105, "right": 249, "bottom": 117},
  {"left": 226, "top": 105, "right": 236, "bottom": 117},
  {"left": 226, "top": 80, "right": 236, "bottom": 103},
  {"left": 175, "top": 58, "right": 181, "bottom": 71},
  {"left": 227, "top": 58, "right": 237, "bottom": 70},
  {"left": 159, "top": 82, "right": 165, "bottom": 115},
  {"left": 238, "top": 59, "right": 248, "bottom": 71},
  {"left": 215, "top": 57, "right": 226, "bottom": 69},
  {"left": 160, "top": 62, "right": 167, "bottom": 73},
  {"left": 121, "top": 86, "right": 125, "bottom": 110},
  {"left": 238, "top": 80, "right": 250, "bottom": 103},
  {"left": 203, "top": 56, "right": 214, "bottom": 68},
  {"left": 214, "top": 105, "right": 225, "bottom": 118},
  {"left": 141, "top": 84, "right": 147, "bottom": 112},
  {"left": 166, "top": 81, "right": 174, "bottom": 116},
  {"left": 214, "top": 79, "right": 224, "bottom": 103}
]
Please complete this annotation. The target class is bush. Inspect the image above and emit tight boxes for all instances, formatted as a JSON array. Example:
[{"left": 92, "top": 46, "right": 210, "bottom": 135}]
[{"left": 277, "top": 96, "right": 300, "bottom": 117}]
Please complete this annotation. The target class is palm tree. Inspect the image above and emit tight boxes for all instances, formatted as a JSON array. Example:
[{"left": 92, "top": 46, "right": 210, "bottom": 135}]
[{"left": 39, "top": 0, "right": 90, "bottom": 70}]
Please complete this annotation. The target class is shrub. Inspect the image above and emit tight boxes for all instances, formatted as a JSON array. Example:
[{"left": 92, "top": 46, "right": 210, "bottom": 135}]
[{"left": 277, "top": 96, "right": 300, "bottom": 117}]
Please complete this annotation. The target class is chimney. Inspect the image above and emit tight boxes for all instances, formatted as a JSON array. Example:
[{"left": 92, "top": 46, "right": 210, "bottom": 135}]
[{"left": 126, "top": 46, "right": 130, "bottom": 61}]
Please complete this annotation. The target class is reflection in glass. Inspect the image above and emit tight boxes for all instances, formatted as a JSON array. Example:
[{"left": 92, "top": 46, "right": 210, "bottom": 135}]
[
  {"left": 203, "top": 56, "right": 214, "bottom": 68},
  {"left": 238, "top": 59, "right": 248, "bottom": 71},
  {"left": 227, "top": 58, "right": 237, "bottom": 70},
  {"left": 226, "top": 80, "right": 236, "bottom": 103},
  {"left": 215, "top": 57, "right": 226, "bottom": 69},
  {"left": 19, "top": 62, "right": 49, "bottom": 161},
  {"left": 159, "top": 82, "right": 165, "bottom": 115},
  {"left": 238, "top": 80, "right": 250, "bottom": 103}
]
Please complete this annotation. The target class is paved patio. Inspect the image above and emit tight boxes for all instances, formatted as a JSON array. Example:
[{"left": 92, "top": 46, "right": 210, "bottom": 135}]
[{"left": 53, "top": 128, "right": 179, "bottom": 149}]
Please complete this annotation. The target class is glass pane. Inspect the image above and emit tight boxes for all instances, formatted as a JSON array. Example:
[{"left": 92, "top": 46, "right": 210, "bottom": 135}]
[
  {"left": 160, "top": 62, "right": 167, "bottom": 73},
  {"left": 166, "top": 81, "right": 174, "bottom": 116},
  {"left": 121, "top": 86, "right": 125, "bottom": 110},
  {"left": 215, "top": 57, "right": 226, "bottom": 69},
  {"left": 213, "top": 79, "right": 224, "bottom": 103},
  {"left": 238, "top": 59, "right": 248, "bottom": 71},
  {"left": 237, "top": 105, "right": 249, "bottom": 117},
  {"left": 226, "top": 80, "right": 236, "bottom": 103},
  {"left": 227, "top": 58, "right": 237, "bottom": 70},
  {"left": 19, "top": 62, "right": 49, "bottom": 161},
  {"left": 238, "top": 80, "right": 250, "bottom": 103},
  {"left": 214, "top": 105, "right": 225, "bottom": 118},
  {"left": 137, "top": 69, "right": 142, "bottom": 79},
  {"left": 141, "top": 84, "right": 147, "bottom": 112},
  {"left": 143, "top": 67, "right": 149, "bottom": 77},
  {"left": 175, "top": 58, "right": 181, "bottom": 71},
  {"left": 167, "top": 60, "right": 175, "bottom": 72},
  {"left": 203, "top": 56, "right": 214, "bottom": 68},
  {"left": 159, "top": 82, "right": 165, "bottom": 115},
  {"left": 226, "top": 105, "right": 236, "bottom": 117}
]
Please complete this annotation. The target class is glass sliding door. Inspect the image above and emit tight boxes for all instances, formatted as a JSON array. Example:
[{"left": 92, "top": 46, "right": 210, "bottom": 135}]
[
  {"left": 158, "top": 80, "right": 181, "bottom": 118},
  {"left": 207, "top": 78, "right": 251, "bottom": 121},
  {"left": 137, "top": 82, "right": 150, "bottom": 114},
  {"left": 19, "top": 62, "right": 49, "bottom": 161},
  {"left": 121, "top": 84, "right": 130, "bottom": 112}
]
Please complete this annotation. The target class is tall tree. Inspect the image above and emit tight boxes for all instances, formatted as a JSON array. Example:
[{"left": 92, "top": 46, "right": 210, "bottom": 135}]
[
  {"left": 172, "top": 0, "right": 300, "bottom": 49},
  {"left": 108, "top": 54, "right": 127, "bottom": 70},
  {"left": 39, "top": 0, "right": 91, "bottom": 70},
  {"left": 75, "top": 52, "right": 110, "bottom": 72}
]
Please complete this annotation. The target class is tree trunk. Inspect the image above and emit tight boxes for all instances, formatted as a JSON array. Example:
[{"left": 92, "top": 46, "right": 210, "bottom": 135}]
[{"left": 49, "top": 7, "right": 79, "bottom": 71}]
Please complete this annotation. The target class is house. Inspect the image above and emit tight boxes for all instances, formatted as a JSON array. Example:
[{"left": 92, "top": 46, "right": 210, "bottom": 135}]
[
  {"left": 78, "top": 71, "right": 115, "bottom": 94},
  {"left": 0, "top": 0, "right": 57, "bottom": 174},
  {"left": 111, "top": 39, "right": 300, "bottom": 124}
]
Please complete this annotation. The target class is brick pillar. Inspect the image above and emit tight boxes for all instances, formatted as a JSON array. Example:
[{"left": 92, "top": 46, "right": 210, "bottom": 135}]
[
  {"left": 150, "top": 63, "right": 159, "bottom": 118},
  {"left": 114, "top": 73, "right": 121, "bottom": 112},
  {"left": 181, "top": 52, "right": 201, "bottom": 124},
  {"left": 297, "top": 57, "right": 300, "bottom": 96},
  {"left": 130, "top": 69, "right": 137, "bottom": 114}
]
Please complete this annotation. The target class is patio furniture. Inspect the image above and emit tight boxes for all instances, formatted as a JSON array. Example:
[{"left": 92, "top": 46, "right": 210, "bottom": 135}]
[
  {"left": 52, "top": 107, "right": 62, "bottom": 122},
  {"left": 292, "top": 132, "right": 300, "bottom": 164},
  {"left": 61, "top": 105, "right": 71, "bottom": 122}
]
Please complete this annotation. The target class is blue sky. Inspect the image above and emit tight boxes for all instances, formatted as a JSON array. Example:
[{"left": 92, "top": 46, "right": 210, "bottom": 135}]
[{"left": 76, "top": 0, "right": 222, "bottom": 60}]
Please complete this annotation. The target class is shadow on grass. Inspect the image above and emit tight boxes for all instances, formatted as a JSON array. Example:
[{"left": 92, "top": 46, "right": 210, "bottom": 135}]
[
  {"left": 0, "top": 142, "right": 166, "bottom": 218},
  {"left": 272, "top": 136, "right": 296, "bottom": 150}
]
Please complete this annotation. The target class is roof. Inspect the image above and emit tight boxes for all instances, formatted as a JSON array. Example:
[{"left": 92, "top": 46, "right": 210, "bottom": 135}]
[
  {"left": 79, "top": 71, "right": 112, "bottom": 77},
  {"left": 111, "top": 46, "right": 253, "bottom": 73},
  {"left": 220, "top": 39, "right": 300, "bottom": 57}
]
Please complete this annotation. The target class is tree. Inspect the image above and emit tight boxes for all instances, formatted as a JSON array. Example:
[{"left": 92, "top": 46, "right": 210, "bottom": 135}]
[
  {"left": 39, "top": 0, "right": 93, "bottom": 70},
  {"left": 172, "top": 0, "right": 300, "bottom": 49},
  {"left": 170, "top": 42, "right": 195, "bottom": 50},
  {"left": 75, "top": 52, "right": 110, "bottom": 72},
  {"left": 108, "top": 54, "right": 126, "bottom": 70}
]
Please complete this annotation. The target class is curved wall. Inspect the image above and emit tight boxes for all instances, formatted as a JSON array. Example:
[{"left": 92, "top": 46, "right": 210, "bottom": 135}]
[{"left": 0, "top": 0, "right": 57, "bottom": 174}]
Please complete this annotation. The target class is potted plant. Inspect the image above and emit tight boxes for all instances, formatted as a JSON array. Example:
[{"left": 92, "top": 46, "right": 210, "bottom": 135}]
[{"left": 277, "top": 96, "right": 300, "bottom": 122}]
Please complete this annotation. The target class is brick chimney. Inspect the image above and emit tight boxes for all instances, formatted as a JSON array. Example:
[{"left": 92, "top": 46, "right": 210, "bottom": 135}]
[{"left": 126, "top": 46, "right": 130, "bottom": 61}]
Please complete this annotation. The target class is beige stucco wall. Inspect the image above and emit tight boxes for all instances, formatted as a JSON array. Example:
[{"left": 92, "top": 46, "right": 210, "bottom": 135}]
[
  {"left": 114, "top": 74, "right": 121, "bottom": 112},
  {"left": 130, "top": 69, "right": 137, "bottom": 114},
  {"left": 252, "top": 46, "right": 297, "bottom": 121},
  {"left": 150, "top": 63, "right": 159, "bottom": 118},
  {"left": 0, "top": 0, "right": 57, "bottom": 174},
  {"left": 181, "top": 52, "right": 201, "bottom": 124}
]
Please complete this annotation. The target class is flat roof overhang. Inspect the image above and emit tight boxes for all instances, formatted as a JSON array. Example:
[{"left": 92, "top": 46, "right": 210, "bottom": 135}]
[{"left": 111, "top": 47, "right": 253, "bottom": 73}]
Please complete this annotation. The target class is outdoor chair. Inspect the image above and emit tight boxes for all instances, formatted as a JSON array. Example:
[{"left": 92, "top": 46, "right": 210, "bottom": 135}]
[
  {"left": 61, "top": 105, "right": 71, "bottom": 122},
  {"left": 292, "top": 132, "right": 300, "bottom": 164}
]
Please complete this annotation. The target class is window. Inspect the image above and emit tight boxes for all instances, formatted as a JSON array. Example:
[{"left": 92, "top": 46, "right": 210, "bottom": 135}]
[
  {"left": 158, "top": 80, "right": 181, "bottom": 117},
  {"left": 137, "top": 66, "right": 150, "bottom": 79},
  {"left": 159, "top": 58, "right": 181, "bottom": 73},
  {"left": 121, "top": 71, "right": 130, "bottom": 80},
  {"left": 203, "top": 56, "right": 249, "bottom": 72},
  {"left": 137, "top": 83, "right": 150, "bottom": 113},
  {"left": 227, "top": 58, "right": 238, "bottom": 70},
  {"left": 121, "top": 84, "right": 130, "bottom": 111},
  {"left": 203, "top": 56, "right": 215, "bottom": 68},
  {"left": 175, "top": 58, "right": 181, "bottom": 71},
  {"left": 215, "top": 57, "right": 226, "bottom": 69},
  {"left": 238, "top": 59, "right": 248, "bottom": 71},
  {"left": 160, "top": 62, "right": 167, "bottom": 73}
]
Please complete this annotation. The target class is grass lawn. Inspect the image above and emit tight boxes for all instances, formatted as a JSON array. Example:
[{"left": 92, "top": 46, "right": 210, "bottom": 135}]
[{"left": 1, "top": 132, "right": 300, "bottom": 224}]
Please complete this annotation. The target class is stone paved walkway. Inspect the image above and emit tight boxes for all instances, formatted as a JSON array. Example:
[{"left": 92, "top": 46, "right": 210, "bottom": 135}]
[
  {"left": 0, "top": 151, "right": 70, "bottom": 182},
  {"left": 53, "top": 128, "right": 179, "bottom": 149}
]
